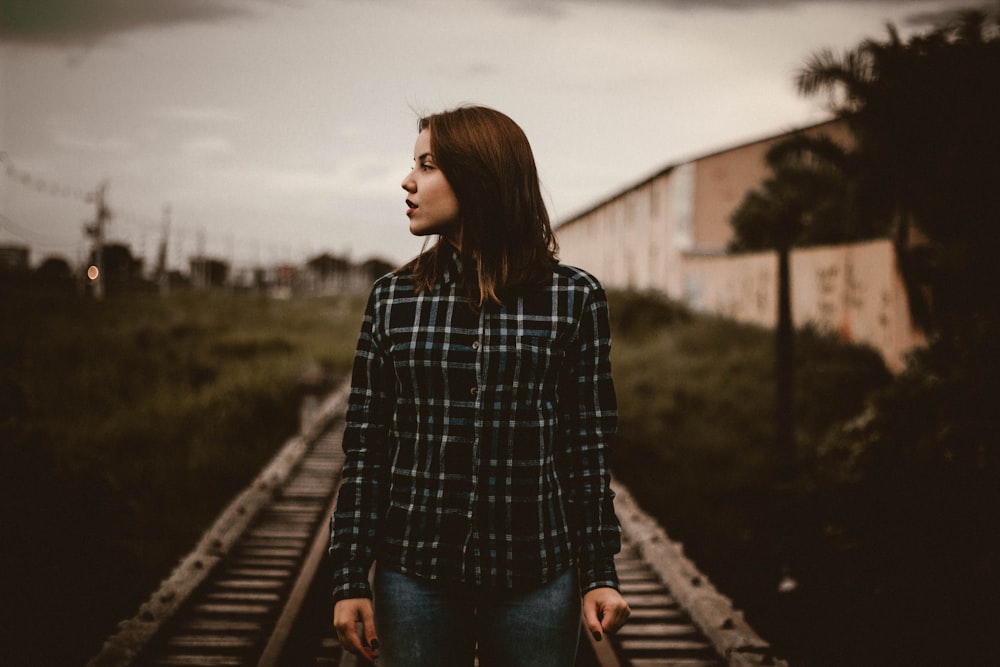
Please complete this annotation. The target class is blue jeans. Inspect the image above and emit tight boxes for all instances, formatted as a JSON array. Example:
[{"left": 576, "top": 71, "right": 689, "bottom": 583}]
[{"left": 373, "top": 566, "right": 581, "bottom": 667}]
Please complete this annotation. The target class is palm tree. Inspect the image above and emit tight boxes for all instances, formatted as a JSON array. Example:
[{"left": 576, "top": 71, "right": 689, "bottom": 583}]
[
  {"left": 727, "top": 5, "right": 1000, "bottom": 475},
  {"left": 794, "top": 9, "right": 1000, "bottom": 345},
  {"left": 729, "top": 137, "right": 856, "bottom": 470}
]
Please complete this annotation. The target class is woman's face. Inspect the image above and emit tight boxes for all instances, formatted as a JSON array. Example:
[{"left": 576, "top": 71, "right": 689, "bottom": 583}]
[{"left": 402, "top": 129, "right": 461, "bottom": 245}]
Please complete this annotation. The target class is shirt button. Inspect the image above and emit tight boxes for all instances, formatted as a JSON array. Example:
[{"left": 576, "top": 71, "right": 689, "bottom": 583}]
[
  {"left": 470, "top": 387, "right": 479, "bottom": 397},
  {"left": 472, "top": 340, "right": 480, "bottom": 350}
]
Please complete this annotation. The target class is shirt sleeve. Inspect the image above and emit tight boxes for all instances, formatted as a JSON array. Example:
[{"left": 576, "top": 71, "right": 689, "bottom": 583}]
[
  {"left": 558, "top": 281, "right": 621, "bottom": 594},
  {"left": 329, "top": 282, "right": 393, "bottom": 602}
]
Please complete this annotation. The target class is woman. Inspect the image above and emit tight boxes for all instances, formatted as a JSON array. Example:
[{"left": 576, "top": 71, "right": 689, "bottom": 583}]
[{"left": 330, "top": 105, "right": 629, "bottom": 666}]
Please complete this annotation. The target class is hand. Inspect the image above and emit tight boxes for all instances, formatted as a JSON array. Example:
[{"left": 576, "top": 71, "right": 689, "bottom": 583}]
[
  {"left": 333, "top": 598, "right": 380, "bottom": 664},
  {"left": 582, "top": 587, "right": 630, "bottom": 642}
]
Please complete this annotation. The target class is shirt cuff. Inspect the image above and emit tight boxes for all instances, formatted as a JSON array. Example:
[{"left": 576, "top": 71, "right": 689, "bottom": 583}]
[
  {"left": 579, "top": 557, "right": 620, "bottom": 595},
  {"left": 332, "top": 581, "right": 373, "bottom": 604},
  {"left": 331, "top": 566, "right": 373, "bottom": 603}
]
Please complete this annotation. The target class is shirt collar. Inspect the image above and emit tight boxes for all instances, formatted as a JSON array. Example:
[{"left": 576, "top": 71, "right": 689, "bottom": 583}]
[{"left": 440, "top": 243, "right": 463, "bottom": 286}]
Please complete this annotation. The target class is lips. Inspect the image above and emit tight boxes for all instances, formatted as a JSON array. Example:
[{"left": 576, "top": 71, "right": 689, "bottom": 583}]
[{"left": 406, "top": 200, "right": 418, "bottom": 216}]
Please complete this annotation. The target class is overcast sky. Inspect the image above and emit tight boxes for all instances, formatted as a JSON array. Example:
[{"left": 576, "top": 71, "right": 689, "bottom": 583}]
[{"left": 0, "top": 0, "right": 982, "bottom": 270}]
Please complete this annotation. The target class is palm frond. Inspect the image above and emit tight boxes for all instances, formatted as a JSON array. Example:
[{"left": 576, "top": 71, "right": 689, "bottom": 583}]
[
  {"left": 796, "top": 47, "right": 875, "bottom": 113},
  {"left": 764, "top": 133, "right": 853, "bottom": 174}
]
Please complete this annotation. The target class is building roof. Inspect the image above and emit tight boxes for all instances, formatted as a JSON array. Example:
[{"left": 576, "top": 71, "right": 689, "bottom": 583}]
[{"left": 555, "top": 116, "right": 841, "bottom": 230}]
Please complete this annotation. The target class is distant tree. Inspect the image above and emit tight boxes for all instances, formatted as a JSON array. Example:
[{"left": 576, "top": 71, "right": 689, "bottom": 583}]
[
  {"left": 189, "top": 256, "right": 229, "bottom": 289},
  {"left": 306, "top": 253, "right": 350, "bottom": 278},
  {"left": 88, "top": 243, "right": 144, "bottom": 294},
  {"left": 728, "top": 141, "right": 835, "bottom": 465},
  {"left": 35, "top": 256, "right": 74, "bottom": 291},
  {"left": 728, "top": 133, "right": 868, "bottom": 253},
  {"left": 360, "top": 257, "right": 395, "bottom": 282}
]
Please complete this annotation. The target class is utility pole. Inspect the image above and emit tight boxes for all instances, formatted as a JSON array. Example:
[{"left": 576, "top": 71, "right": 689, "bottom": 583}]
[
  {"left": 83, "top": 181, "right": 111, "bottom": 299},
  {"left": 196, "top": 227, "right": 206, "bottom": 289},
  {"left": 156, "top": 204, "right": 171, "bottom": 296}
]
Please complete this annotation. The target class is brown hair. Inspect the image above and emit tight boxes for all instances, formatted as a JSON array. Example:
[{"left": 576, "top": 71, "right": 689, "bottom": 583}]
[{"left": 405, "top": 105, "right": 558, "bottom": 306}]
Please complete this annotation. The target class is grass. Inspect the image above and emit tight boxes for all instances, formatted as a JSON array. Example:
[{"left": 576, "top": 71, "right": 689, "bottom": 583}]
[
  {"left": 1, "top": 286, "right": 366, "bottom": 667},
  {"left": 606, "top": 289, "right": 895, "bottom": 666},
  {"left": 6, "top": 285, "right": 964, "bottom": 666}
]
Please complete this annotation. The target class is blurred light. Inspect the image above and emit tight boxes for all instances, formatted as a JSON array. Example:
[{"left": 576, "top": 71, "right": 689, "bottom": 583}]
[{"left": 87, "top": 265, "right": 100, "bottom": 281}]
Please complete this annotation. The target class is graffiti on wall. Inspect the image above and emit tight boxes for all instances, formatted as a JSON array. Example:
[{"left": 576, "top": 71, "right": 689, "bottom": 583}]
[{"left": 682, "top": 241, "right": 919, "bottom": 371}]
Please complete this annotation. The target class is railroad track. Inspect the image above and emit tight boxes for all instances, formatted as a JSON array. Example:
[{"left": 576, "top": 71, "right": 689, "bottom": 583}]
[{"left": 88, "top": 382, "right": 785, "bottom": 667}]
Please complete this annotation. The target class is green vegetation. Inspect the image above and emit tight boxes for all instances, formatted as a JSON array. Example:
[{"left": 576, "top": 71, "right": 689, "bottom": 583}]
[
  {"left": 720, "top": 13, "right": 1000, "bottom": 663},
  {"left": 607, "top": 289, "right": 998, "bottom": 666},
  {"left": 0, "top": 287, "right": 366, "bottom": 666},
  {"left": 607, "top": 290, "right": 889, "bottom": 664},
  {"left": 3, "top": 286, "right": 993, "bottom": 666}
]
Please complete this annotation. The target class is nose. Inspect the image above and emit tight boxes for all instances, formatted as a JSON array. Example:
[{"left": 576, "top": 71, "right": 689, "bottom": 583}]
[{"left": 401, "top": 169, "right": 416, "bottom": 193}]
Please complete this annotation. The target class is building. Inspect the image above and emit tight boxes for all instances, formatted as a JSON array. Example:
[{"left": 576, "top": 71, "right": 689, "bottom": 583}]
[
  {"left": 0, "top": 243, "right": 30, "bottom": 273},
  {"left": 555, "top": 119, "right": 921, "bottom": 371}
]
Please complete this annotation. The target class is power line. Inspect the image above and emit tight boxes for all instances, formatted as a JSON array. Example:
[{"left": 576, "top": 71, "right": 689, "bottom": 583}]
[
  {"left": 2, "top": 151, "right": 342, "bottom": 271},
  {"left": 0, "top": 151, "right": 98, "bottom": 203}
]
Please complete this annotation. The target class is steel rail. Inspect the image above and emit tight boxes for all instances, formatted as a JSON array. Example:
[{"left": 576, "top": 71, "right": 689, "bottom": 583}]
[
  {"left": 86, "top": 382, "right": 350, "bottom": 667},
  {"left": 87, "top": 381, "right": 785, "bottom": 667}
]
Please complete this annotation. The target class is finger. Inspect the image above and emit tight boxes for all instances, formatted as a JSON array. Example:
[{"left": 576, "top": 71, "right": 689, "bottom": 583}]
[
  {"left": 336, "top": 619, "right": 363, "bottom": 654},
  {"left": 333, "top": 607, "right": 370, "bottom": 659},
  {"left": 582, "top": 599, "right": 605, "bottom": 641},
  {"left": 360, "top": 606, "right": 380, "bottom": 654},
  {"left": 601, "top": 601, "right": 631, "bottom": 634},
  {"left": 348, "top": 626, "right": 377, "bottom": 663},
  {"left": 353, "top": 621, "right": 381, "bottom": 664}
]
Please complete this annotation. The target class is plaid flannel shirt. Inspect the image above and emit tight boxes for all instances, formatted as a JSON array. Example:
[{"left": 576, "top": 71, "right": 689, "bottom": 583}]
[{"left": 329, "top": 248, "right": 620, "bottom": 602}]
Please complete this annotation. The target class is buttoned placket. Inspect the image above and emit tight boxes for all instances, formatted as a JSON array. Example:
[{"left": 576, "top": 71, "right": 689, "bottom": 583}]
[
  {"left": 469, "top": 341, "right": 481, "bottom": 396},
  {"left": 460, "top": 306, "right": 487, "bottom": 583}
]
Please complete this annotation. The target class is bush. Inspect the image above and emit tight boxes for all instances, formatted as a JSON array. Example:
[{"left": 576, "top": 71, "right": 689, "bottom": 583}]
[
  {"left": 0, "top": 288, "right": 365, "bottom": 666},
  {"left": 607, "top": 289, "right": 691, "bottom": 340},
  {"left": 605, "top": 290, "right": 896, "bottom": 666},
  {"left": 803, "top": 337, "right": 1000, "bottom": 665}
]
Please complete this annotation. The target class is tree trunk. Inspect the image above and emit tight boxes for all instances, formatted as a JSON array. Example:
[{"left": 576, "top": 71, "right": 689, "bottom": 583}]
[{"left": 776, "top": 238, "right": 795, "bottom": 475}]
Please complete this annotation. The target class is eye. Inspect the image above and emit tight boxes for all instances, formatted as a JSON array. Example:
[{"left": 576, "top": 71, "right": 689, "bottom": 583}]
[{"left": 420, "top": 162, "right": 434, "bottom": 171}]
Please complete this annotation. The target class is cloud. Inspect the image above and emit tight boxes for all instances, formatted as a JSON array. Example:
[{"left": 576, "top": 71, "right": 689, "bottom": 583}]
[
  {"left": 0, "top": 0, "right": 254, "bottom": 45},
  {"left": 507, "top": 0, "right": 990, "bottom": 20},
  {"left": 905, "top": 3, "right": 998, "bottom": 26},
  {"left": 5, "top": 0, "right": 984, "bottom": 48},
  {"left": 574, "top": 0, "right": 983, "bottom": 7}
]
